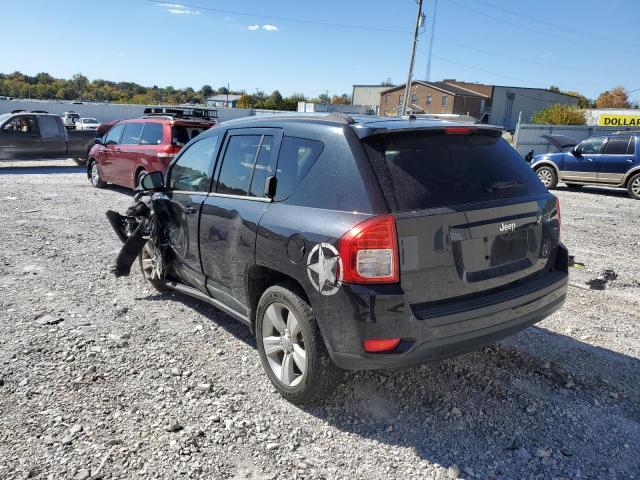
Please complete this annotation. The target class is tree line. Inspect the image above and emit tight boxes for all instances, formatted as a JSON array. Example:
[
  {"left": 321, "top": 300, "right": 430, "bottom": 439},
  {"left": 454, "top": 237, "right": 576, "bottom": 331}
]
[
  {"left": 532, "top": 85, "right": 638, "bottom": 125},
  {"left": 0, "top": 71, "right": 352, "bottom": 110}
]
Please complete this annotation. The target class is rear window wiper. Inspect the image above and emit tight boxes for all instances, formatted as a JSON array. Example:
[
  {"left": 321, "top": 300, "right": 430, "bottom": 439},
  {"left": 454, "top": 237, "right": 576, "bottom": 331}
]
[{"left": 484, "top": 181, "right": 524, "bottom": 192}]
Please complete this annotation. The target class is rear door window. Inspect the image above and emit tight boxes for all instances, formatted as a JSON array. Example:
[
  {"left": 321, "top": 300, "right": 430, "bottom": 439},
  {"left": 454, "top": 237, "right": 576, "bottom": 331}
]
[
  {"left": 216, "top": 135, "right": 262, "bottom": 196},
  {"left": 140, "top": 123, "right": 164, "bottom": 145},
  {"left": 602, "top": 136, "right": 631, "bottom": 155},
  {"left": 38, "top": 116, "right": 64, "bottom": 138},
  {"left": 364, "top": 130, "right": 547, "bottom": 211},
  {"left": 248, "top": 136, "right": 275, "bottom": 197},
  {"left": 274, "top": 136, "right": 324, "bottom": 201},
  {"left": 121, "top": 123, "right": 144, "bottom": 145}
]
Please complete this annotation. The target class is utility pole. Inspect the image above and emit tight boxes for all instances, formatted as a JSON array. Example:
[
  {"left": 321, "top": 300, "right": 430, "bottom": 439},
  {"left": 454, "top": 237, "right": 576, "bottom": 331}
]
[
  {"left": 401, "top": 0, "right": 424, "bottom": 116},
  {"left": 425, "top": 0, "right": 438, "bottom": 81}
]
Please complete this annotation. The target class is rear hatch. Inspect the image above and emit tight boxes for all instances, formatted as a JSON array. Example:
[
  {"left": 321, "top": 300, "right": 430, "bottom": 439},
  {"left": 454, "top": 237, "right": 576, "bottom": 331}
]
[{"left": 363, "top": 127, "right": 560, "bottom": 307}]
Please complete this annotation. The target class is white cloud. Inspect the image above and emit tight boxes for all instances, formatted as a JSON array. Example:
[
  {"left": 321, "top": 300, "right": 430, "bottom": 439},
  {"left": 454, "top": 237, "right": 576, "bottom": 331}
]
[
  {"left": 117, "top": 52, "right": 126, "bottom": 57},
  {"left": 247, "top": 24, "right": 260, "bottom": 31},
  {"left": 262, "top": 24, "right": 278, "bottom": 32},
  {"left": 540, "top": 51, "right": 552, "bottom": 58},
  {"left": 158, "top": 3, "right": 200, "bottom": 15}
]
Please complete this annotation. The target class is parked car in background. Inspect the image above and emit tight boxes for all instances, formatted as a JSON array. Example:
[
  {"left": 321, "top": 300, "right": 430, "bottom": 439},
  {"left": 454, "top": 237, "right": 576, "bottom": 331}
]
[
  {"left": 61, "top": 111, "right": 80, "bottom": 130},
  {"left": 524, "top": 134, "right": 578, "bottom": 163},
  {"left": 530, "top": 132, "right": 640, "bottom": 199},
  {"left": 87, "top": 116, "right": 214, "bottom": 189},
  {"left": 112, "top": 113, "right": 568, "bottom": 403},
  {"left": 76, "top": 117, "right": 100, "bottom": 131},
  {"left": 0, "top": 111, "right": 95, "bottom": 162}
]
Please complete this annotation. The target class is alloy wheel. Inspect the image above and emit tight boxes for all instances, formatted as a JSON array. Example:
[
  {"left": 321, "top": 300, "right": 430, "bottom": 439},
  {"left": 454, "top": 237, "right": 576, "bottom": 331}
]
[
  {"left": 261, "top": 302, "right": 306, "bottom": 387},
  {"left": 90, "top": 163, "right": 100, "bottom": 187},
  {"left": 631, "top": 177, "right": 640, "bottom": 197},
  {"left": 537, "top": 168, "right": 553, "bottom": 188},
  {"left": 141, "top": 242, "right": 160, "bottom": 281}
]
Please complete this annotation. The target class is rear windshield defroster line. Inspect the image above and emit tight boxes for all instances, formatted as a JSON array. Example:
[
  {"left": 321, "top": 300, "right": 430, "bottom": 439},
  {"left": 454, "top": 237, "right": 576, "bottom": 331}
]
[{"left": 363, "top": 130, "right": 547, "bottom": 212}]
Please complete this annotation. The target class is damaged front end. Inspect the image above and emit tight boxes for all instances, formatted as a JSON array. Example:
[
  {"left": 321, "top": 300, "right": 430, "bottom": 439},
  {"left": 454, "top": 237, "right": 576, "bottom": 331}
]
[{"left": 106, "top": 178, "right": 169, "bottom": 279}]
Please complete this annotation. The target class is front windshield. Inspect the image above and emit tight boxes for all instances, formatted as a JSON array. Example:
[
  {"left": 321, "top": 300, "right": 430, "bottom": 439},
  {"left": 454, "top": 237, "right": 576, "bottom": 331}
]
[
  {"left": 0, "top": 113, "right": 11, "bottom": 125},
  {"left": 84, "top": 118, "right": 98, "bottom": 124}
]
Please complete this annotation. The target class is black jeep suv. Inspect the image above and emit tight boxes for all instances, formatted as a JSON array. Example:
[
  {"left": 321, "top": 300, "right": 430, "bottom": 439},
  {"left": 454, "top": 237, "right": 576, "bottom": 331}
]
[{"left": 117, "top": 113, "right": 568, "bottom": 403}]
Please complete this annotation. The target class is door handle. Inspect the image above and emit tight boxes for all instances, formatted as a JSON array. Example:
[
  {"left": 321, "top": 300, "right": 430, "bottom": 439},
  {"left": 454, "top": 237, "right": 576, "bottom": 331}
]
[
  {"left": 184, "top": 205, "right": 198, "bottom": 215},
  {"left": 627, "top": 159, "right": 634, "bottom": 163}
]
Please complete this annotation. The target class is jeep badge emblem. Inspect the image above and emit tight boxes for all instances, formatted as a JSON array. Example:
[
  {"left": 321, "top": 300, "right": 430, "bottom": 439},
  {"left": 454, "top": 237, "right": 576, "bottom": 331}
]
[
  {"left": 499, "top": 222, "right": 516, "bottom": 233},
  {"left": 307, "top": 243, "right": 343, "bottom": 296}
]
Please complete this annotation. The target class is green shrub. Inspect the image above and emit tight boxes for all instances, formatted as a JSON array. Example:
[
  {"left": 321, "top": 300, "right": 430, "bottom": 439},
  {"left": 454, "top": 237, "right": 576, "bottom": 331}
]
[{"left": 531, "top": 104, "right": 586, "bottom": 125}]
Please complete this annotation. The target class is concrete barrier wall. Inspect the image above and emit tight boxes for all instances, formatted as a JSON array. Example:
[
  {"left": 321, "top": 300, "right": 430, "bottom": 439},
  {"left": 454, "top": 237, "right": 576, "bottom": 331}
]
[{"left": 0, "top": 99, "right": 253, "bottom": 123}]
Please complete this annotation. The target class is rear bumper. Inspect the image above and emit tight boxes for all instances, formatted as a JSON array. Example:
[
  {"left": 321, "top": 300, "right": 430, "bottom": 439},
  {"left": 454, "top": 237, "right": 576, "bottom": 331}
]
[{"left": 321, "top": 245, "right": 569, "bottom": 370}]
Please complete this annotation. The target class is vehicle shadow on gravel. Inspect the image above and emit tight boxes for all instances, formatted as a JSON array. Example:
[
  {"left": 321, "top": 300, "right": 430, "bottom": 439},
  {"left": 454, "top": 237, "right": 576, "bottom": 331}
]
[
  {"left": 140, "top": 291, "right": 256, "bottom": 347},
  {"left": 138, "top": 290, "right": 639, "bottom": 478},
  {"left": 0, "top": 165, "right": 86, "bottom": 175},
  {"left": 300, "top": 327, "right": 640, "bottom": 479}
]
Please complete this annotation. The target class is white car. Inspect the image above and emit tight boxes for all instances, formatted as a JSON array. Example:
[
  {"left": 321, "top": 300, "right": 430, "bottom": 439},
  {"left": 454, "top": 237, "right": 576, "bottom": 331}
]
[{"left": 76, "top": 118, "right": 100, "bottom": 131}]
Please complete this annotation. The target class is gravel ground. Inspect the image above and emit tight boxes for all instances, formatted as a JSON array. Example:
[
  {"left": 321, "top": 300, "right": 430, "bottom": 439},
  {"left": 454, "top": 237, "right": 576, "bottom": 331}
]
[{"left": 0, "top": 164, "right": 638, "bottom": 480}]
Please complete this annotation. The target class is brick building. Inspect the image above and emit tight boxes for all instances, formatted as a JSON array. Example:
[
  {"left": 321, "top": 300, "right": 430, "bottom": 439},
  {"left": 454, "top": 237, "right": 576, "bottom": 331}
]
[{"left": 379, "top": 80, "right": 489, "bottom": 117}]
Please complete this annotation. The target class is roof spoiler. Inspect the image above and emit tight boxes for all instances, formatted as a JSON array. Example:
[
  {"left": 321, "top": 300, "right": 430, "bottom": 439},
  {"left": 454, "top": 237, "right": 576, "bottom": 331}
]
[{"left": 323, "top": 112, "right": 355, "bottom": 124}]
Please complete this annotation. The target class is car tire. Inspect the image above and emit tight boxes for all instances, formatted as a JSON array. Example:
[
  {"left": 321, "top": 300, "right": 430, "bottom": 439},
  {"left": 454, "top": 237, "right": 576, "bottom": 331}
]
[
  {"left": 535, "top": 166, "right": 558, "bottom": 189},
  {"left": 256, "top": 284, "right": 342, "bottom": 404},
  {"left": 565, "top": 183, "right": 582, "bottom": 190},
  {"left": 627, "top": 172, "right": 640, "bottom": 200},
  {"left": 138, "top": 241, "right": 169, "bottom": 292},
  {"left": 89, "top": 160, "right": 106, "bottom": 188},
  {"left": 136, "top": 169, "right": 148, "bottom": 189}
]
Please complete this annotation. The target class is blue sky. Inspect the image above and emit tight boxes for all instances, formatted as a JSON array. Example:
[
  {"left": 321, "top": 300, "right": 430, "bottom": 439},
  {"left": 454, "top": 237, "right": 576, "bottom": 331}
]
[{"left": 1, "top": 0, "right": 638, "bottom": 101}]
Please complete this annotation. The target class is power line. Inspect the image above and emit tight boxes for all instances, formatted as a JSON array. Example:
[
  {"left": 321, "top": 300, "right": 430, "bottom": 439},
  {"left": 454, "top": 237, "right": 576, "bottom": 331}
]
[
  {"left": 433, "top": 37, "right": 625, "bottom": 77},
  {"left": 473, "top": 0, "right": 640, "bottom": 49},
  {"left": 424, "top": 52, "right": 549, "bottom": 87},
  {"left": 148, "top": 0, "right": 411, "bottom": 34},
  {"left": 150, "top": 0, "right": 628, "bottom": 82}
]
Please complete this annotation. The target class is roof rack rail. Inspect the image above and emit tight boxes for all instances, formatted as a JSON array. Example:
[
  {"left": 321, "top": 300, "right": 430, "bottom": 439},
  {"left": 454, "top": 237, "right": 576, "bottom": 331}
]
[
  {"left": 141, "top": 114, "right": 176, "bottom": 120},
  {"left": 142, "top": 105, "right": 218, "bottom": 121}
]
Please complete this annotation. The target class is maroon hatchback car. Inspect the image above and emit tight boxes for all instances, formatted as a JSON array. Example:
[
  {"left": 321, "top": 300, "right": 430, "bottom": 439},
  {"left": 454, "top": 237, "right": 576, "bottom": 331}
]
[{"left": 87, "top": 117, "right": 214, "bottom": 189}]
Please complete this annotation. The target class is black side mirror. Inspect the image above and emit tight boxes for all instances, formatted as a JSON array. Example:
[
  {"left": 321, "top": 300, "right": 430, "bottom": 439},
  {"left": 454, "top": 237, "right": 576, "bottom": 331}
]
[
  {"left": 571, "top": 147, "right": 581, "bottom": 156},
  {"left": 93, "top": 137, "right": 103, "bottom": 145},
  {"left": 139, "top": 171, "right": 164, "bottom": 190},
  {"left": 265, "top": 175, "right": 277, "bottom": 199}
]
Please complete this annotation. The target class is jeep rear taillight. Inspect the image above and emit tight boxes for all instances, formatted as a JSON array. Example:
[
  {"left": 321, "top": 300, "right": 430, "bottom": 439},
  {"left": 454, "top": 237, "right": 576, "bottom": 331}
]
[{"left": 339, "top": 215, "right": 399, "bottom": 284}]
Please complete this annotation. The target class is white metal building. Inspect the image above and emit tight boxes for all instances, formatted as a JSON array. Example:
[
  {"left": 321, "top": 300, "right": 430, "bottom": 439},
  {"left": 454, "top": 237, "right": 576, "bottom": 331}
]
[
  {"left": 351, "top": 85, "right": 392, "bottom": 115},
  {"left": 490, "top": 86, "right": 578, "bottom": 131}
]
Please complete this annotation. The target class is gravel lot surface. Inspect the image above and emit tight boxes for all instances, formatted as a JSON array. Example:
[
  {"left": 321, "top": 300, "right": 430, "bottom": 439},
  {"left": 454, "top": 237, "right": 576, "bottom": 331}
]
[{"left": 0, "top": 164, "right": 638, "bottom": 480}]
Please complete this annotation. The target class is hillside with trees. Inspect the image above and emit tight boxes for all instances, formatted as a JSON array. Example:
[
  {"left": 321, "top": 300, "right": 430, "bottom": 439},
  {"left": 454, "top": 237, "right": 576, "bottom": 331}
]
[{"left": 0, "top": 71, "right": 351, "bottom": 111}]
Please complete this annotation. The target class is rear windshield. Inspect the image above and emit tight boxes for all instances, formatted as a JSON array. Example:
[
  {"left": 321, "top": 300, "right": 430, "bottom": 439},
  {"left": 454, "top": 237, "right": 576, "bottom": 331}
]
[
  {"left": 172, "top": 126, "right": 205, "bottom": 146},
  {"left": 364, "top": 130, "right": 547, "bottom": 211}
]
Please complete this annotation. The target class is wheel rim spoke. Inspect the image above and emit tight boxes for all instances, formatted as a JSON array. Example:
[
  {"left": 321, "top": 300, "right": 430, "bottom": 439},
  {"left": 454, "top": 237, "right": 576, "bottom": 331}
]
[
  {"left": 142, "top": 259, "right": 154, "bottom": 269},
  {"left": 263, "top": 336, "right": 283, "bottom": 356},
  {"left": 287, "top": 312, "right": 301, "bottom": 337},
  {"left": 265, "top": 304, "right": 286, "bottom": 334},
  {"left": 280, "top": 352, "right": 295, "bottom": 385},
  {"left": 292, "top": 344, "right": 306, "bottom": 372}
]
